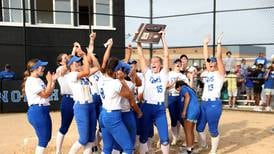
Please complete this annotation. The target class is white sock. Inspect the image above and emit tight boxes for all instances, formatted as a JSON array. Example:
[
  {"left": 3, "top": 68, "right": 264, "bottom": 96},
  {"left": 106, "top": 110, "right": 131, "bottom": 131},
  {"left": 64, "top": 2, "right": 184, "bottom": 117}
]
[
  {"left": 135, "top": 135, "right": 140, "bottom": 149},
  {"left": 147, "top": 137, "right": 152, "bottom": 150},
  {"left": 171, "top": 126, "right": 177, "bottom": 140},
  {"left": 198, "top": 132, "right": 207, "bottom": 147},
  {"left": 160, "top": 144, "right": 169, "bottom": 154},
  {"left": 210, "top": 135, "right": 220, "bottom": 153},
  {"left": 176, "top": 123, "right": 181, "bottom": 138},
  {"left": 139, "top": 142, "right": 148, "bottom": 154},
  {"left": 68, "top": 141, "right": 83, "bottom": 154},
  {"left": 35, "top": 146, "right": 45, "bottom": 154},
  {"left": 56, "top": 132, "right": 65, "bottom": 154},
  {"left": 111, "top": 149, "right": 121, "bottom": 154},
  {"left": 83, "top": 142, "right": 94, "bottom": 154}
]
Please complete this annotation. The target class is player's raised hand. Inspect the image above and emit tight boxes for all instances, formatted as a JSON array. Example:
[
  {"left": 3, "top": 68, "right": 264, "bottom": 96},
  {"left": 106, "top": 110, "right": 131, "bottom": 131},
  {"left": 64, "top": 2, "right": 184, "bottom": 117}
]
[
  {"left": 46, "top": 71, "right": 53, "bottom": 82},
  {"left": 203, "top": 34, "right": 211, "bottom": 45},
  {"left": 217, "top": 32, "right": 224, "bottom": 44},
  {"left": 104, "top": 38, "right": 113, "bottom": 48},
  {"left": 89, "top": 32, "right": 96, "bottom": 41}
]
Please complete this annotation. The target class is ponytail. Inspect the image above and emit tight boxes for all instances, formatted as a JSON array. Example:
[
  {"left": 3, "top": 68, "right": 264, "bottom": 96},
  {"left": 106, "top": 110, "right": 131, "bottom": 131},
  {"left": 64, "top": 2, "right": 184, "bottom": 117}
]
[
  {"left": 21, "top": 70, "right": 30, "bottom": 98},
  {"left": 21, "top": 59, "right": 39, "bottom": 98}
]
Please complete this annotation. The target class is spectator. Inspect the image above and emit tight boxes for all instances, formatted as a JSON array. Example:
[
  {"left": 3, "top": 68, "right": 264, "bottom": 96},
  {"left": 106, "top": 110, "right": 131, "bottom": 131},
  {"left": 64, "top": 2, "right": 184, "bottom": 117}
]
[
  {"left": 263, "top": 62, "right": 274, "bottom": 111},
  {"left": 223, "top": 51, "right": 235, "bottom": 74},
  {"left": 252, "top": 64, "right": 265, "bottom": 110},
  {"left": 245, "top": 66, "right": 255, "bottom": 104},
  {"left": 235, "top": 62, "right": 245, "bottom": 95},
  {"left": 180, "top": 54, "right": 189, "bottom": 74},
  {"left": 254, "top": 52, "right": 267, "bottom": 67},
  {"left": 226, "top": 69, "right": 238, "bottom": 108},
  {"left": 240, "top": 58, "right": 248, "bottom": 75},
  {"left": 0, "top": 64, "right": 16, "bottom": 80}
]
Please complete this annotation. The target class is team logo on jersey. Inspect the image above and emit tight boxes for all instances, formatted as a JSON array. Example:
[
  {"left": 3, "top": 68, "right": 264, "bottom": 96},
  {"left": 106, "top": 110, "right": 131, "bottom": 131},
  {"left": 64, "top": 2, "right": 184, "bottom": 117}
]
[{"left": 149, "top": 76, "right": 161, "bottom": 84}]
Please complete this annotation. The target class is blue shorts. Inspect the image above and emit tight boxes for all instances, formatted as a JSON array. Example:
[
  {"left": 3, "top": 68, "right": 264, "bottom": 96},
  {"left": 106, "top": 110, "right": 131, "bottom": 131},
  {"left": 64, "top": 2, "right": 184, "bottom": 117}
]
[
  {"left": 196, "top": 99, "right": 222, "bottom": 137},
  {"left": 168, "top": 95, "right": 181, "bottom": 127},
  {"left": 99, "top": 108, "right": 134, "bottom": 154},
  {"left": 139, "top": 102, "right": 169, "bottom": 145},
  {"left": 113, "top": 110, "right": 137, "bottom": 152},
  {"left": 27, "top": 105, "right": 52, "bottom": 147},
  {"left": 74, "top": 102, "right": 97, "bottom": 145},
  {"left": 184, "top": 100, "right": 200, "bottom": 123},
  {"left": 59, "top": 95, "right": 74, "bottom": 135}
]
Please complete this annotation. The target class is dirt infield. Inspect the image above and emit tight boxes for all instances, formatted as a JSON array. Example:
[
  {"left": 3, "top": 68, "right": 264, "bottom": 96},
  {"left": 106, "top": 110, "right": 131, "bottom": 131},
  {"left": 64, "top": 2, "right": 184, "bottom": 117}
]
[{"left": 0, "top": 110, "right": 273, "bottom": 154}]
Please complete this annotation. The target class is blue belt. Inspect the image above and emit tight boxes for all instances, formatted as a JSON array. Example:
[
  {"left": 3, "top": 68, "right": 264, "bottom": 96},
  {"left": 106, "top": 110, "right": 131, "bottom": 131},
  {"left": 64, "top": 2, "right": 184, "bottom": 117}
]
[
  {"left": 74, "top": 101, "right": 93, "bottom": 104},
  {"left": 144, "top": 101, "right": 164, "bottom": 105},
  {"left": 63, "top": 94, "right": 73, "bottom": 98},
  {"left": 202, "top": 98, "right": 220, "bottom": 101},
  {"left": 30, "top": 104, "right": 49, "bottom": 107},
  {"left": 168, "top": 93, "right": 179, "bottom": 96},
  {"left": 102, "top": 108, "right": 121, "bottom": 113}
]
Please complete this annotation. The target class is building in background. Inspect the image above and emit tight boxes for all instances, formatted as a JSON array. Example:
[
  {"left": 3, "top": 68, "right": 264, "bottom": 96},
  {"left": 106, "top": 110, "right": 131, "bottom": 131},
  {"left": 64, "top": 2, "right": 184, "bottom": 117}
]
[
  {"left": 0, "top": 0, "right": 125, "bottom": 112},
  {"left": 0, "top": 0, "right": 125, "bottom": 78},
  {"left": 129, "top": 45, "right": 265, "bottom": 68}
]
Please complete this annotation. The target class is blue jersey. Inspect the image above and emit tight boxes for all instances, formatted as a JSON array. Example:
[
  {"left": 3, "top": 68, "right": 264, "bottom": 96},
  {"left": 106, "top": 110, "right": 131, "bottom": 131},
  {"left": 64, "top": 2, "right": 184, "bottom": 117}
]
[
  {"left": 0, "top": 71, "right": 16, "bottom": 80},
  {"left": 264, "top": 71, "right": 274, "bottom": 89},
  {"left": 180, "top": 85, "right": 198, "bottom": 104}
]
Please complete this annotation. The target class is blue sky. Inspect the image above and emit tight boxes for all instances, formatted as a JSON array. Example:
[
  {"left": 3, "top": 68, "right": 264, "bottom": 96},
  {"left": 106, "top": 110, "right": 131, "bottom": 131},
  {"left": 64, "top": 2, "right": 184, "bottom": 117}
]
[{"left": 125, "top": 0, "right": 274, "bottom": 58}]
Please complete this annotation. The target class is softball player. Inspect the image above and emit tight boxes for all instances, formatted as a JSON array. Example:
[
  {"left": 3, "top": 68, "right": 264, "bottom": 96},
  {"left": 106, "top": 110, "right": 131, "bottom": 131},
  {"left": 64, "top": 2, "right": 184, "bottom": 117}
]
[
  {"left": 55, "top": 53, "right": 74, "bottom": 154},
  {"left": 167, "top": 58, "right": 189, "bottom": 145},
  {"left": 175, "top": 80, "right": 200, "bottom": 154},
  {"left": 22, "top": 59, "right": 56, "bottom": 154},
  {"left": 196, "top": 34, "right": 225, "bottom": 154},
  {"left": 136, "top": 31, "right": 170, "bottom": 154},
  {"left": 112, "top": 63, "right": 138, "bottom": 153},
  {"left": 66, "top": 43, "right": 98, "bottom": 154},
  {"left": 98, "top": 57, "right": 142, "bottom": 154}
]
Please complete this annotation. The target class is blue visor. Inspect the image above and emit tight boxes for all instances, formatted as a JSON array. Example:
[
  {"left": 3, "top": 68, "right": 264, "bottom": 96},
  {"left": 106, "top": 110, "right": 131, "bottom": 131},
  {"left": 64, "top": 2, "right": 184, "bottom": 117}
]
[
  {"left": 114, "top": 61, "right": 131, "bottom": 75},
  {"left": 67, "top": 56, "right": 82, "bottom": 66},
  {"left": 30, "top": 60, "right": 48, "bottom": 71},
  {"left": 207, "top": 57, "right": 217, "bottom": 63}
]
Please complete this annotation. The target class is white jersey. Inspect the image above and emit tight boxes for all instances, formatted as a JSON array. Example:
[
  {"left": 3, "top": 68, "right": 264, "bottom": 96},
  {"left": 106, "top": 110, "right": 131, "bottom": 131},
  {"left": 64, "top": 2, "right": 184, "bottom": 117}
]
[
  {"left": 201, "top": 71, "right": 224, "bottom": 100},
  {"left": 25, "top": 76, "right": 50, "bottom": 106},
  {"left": 56, "top": 66, "right": 72, "bottom": 95},
  {"left": 97, "top": 75, "right": 123, "bottom": 110},
  {"left": 136, "top": 72, "right": 144, "bottom": 94},
  {"left": 120, "top": 80, "right": 135, "bottom": 112},
  {"left": 88, "top": 71, "right": 102, "bottom": 95},
  {"left": 168, "top": 71, "right": 188, "bottom": 96},
  {"left": 143, "top": 69, "right": 168, "bottom": 104},
  {"left": 66, "top": 71, "right": 93, "bottom": 104}
]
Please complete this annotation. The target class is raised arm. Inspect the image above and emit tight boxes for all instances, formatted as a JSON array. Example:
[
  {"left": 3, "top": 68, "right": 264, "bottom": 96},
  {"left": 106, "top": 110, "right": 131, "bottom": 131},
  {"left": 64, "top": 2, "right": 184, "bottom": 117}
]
[
  {"left": 76, "top": 47, "right": 90, "bottom": 79},
  {"left": 124, "top": 44, "right": 132, "bottom": 63},
  {"left": 101, "top": 38, "right": 113, "bottom": 69},
  {"left": 128, "top": 69, "right": 142, "bottom": 87},
  {"left": 136, "top": 42, "right": 148, "bottom": 73},
  {"left": 203, "top": 35, "right": 211, "bottom": 71},
  {"left": 87, "top": 32, "right": 100, "bottom": 69},
  {"left": 160, "top": 31, "right": 169, "bottom": 72},
  {"left": 216, "top": 33, "right": 225, "bottom": 76}
]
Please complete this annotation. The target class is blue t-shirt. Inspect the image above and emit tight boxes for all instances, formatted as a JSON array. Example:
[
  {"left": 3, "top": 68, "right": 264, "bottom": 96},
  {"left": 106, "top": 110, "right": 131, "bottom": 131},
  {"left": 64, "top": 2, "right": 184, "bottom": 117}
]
[
  {"left": 180, "top": 85, "right": 198, "bottom": 104},
  {"left": 254, "top": 57, "right": 267, "bottom": 67},
  {"left": 0, "top": 71, "right": 16, "bottom": 80},
  {"left": 264, "top": 71, "right": 274, "bottom": 89}
]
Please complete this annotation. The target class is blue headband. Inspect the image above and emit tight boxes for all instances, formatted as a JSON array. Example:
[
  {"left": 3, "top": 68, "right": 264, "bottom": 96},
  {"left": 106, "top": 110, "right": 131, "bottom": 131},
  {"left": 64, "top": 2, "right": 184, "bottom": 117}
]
[
  {"left": 67, "top": 56, "right": 82, "bottom": 66},
  {"left": 30, "top": 60, "right": 48, "bottom": 71},
  {"left": 114, "top": 61, "right": 131, "bottom": 75}
]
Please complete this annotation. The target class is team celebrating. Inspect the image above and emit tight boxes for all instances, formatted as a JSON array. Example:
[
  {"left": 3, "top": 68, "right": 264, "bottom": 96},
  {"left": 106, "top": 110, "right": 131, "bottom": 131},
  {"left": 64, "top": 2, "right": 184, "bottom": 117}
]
[{"left": 22, "top": 30, "right": 226, "bottom": 154}]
